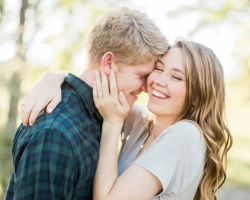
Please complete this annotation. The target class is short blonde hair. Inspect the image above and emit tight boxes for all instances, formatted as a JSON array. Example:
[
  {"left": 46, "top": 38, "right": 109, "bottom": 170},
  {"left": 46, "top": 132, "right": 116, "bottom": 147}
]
[{"left": 86, "top": 7, "right": 169, "bottom": 68}]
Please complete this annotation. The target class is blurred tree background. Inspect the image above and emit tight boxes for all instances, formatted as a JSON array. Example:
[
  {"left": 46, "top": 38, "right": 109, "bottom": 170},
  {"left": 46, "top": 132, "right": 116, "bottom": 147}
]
[
  {"left": 0, "top": 0, "right": 123, "bottom": 198},
  {"left": 0, "top": 0, "right": 249, "bottom": 199},
  {"left": 180, "top": 0, "right": 250, "bottom": 190},
  {"left": 169, "top": 0, "right": 250, "bottom": 198}
]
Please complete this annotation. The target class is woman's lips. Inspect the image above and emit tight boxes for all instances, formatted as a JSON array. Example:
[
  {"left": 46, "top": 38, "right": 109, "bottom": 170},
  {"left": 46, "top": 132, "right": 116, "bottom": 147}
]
[
  {"left": 152, "top": 88, "right": 169, "bottom": 98},
  {"left": 150, "top": 92, "right": 170, "bottom": 101}
]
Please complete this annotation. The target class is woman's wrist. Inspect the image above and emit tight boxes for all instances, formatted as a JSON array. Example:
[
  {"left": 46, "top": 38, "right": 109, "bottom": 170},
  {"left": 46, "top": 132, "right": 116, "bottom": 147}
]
[
  {"left": 102, "top": 121, "right": 123, "bottom": 139},
  {"left": 103, "top": 120, "right": 123, "bottom": 128}
]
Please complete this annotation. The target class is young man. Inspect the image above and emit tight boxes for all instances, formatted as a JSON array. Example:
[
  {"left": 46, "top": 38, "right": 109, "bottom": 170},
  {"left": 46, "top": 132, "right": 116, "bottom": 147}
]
[{"left": 5, "top": 8, "right": 169, "bottom": 200}]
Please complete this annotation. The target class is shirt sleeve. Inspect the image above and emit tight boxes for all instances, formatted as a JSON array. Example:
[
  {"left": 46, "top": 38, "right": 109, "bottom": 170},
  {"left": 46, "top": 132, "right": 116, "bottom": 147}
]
[
  {"left": 122, "top": 104, "right": 150, "bottom": 141},
  {"left": 5, "top": 171, "right": 15, "bottom": 200},
  {"left": 133, "top": 121, "right": 206, "bottom": 196},
  {"left": 12, "top": 129, "right": 75, "bottom": 200}
]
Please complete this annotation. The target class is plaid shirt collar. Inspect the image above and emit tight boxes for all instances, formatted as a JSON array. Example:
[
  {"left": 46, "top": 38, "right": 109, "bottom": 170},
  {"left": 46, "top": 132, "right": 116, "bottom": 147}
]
[{"left": 65, "top": 73, "right": 103, "bottom": 125}]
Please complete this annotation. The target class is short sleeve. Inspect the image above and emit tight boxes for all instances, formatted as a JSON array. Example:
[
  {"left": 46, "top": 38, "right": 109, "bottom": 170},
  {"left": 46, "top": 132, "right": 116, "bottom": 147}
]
[
  {"left": 133, "top": 121, "right": 206, "bottom": 196},
  {"left": 122, "top": 104, "right": 150, "bottom": 140}
]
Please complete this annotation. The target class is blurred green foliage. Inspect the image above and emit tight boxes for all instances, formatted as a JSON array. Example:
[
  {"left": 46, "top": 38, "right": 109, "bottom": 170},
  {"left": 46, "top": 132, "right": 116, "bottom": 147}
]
[{"left": 169, "top": 0, "right": 250, "bottom": 100}]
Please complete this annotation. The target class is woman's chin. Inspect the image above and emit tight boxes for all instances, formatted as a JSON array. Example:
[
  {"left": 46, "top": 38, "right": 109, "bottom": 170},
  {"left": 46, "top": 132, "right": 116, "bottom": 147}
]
[{"left": 147, "top": 102, "right": 160, "bottom": 115}]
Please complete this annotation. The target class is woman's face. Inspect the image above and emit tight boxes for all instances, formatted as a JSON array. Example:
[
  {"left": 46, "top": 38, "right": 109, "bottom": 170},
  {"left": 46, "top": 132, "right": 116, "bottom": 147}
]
[{"left": 147, "top": 47, "right": 187, "bottom": 118}]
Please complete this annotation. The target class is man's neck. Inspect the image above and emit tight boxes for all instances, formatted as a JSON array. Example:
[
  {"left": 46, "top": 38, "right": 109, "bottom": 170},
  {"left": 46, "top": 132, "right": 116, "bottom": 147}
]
[{"left": 77, "top": 67, "right": 100, "bottom": 88}]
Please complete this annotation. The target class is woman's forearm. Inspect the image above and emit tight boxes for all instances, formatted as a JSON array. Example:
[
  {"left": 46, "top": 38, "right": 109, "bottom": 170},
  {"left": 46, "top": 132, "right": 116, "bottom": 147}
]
[
  {"left": 41, "top": 71, "right": 68, "bottom": 84},
  {"left": 93, "top": 121, "right": 123, "bottom": 200}
]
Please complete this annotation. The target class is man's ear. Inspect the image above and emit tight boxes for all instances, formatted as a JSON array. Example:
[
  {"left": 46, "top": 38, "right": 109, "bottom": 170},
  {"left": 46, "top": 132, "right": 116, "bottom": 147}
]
[{"left": 101, "top": 51, "right": 116, "bottom": 75}]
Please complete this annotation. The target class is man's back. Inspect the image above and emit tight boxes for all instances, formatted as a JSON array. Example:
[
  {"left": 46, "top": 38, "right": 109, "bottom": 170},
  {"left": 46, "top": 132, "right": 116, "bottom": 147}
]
[{"left": 5, "top": 74, "right": 102, "bottom": 200}]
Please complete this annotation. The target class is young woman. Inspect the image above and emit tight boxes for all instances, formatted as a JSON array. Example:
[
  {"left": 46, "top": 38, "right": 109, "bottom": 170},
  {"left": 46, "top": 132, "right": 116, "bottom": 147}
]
[{"left": 20, "top": 39, "right": 232, "bottom": 200}]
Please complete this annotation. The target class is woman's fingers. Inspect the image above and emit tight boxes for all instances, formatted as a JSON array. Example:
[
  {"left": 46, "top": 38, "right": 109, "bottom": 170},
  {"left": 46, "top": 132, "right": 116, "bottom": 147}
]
[
  {"left": 95, "top": 71, "right": 103, "bottom": 98},
  {"left": 21, "top": 94, "right": 31, "bottom": 119},
  {"left": 46, "top": 93, "right": 61, "bottom": 114},
  {"left": 101, "top": 67, "right": 109, "bottom": 97},
  {"left": 93, "top": 70, "right": 130, "bottom": 123},
  {"left": 22, "top": 100, "right": 37, "bottom": 126},
  {"left": 119, "top": 91, "right": 130, "bottom": 113},
  {"left": 93, "top": 80, "right": 98, "bottom": 103},
  {"left": 29, "top": 101, "right": 46, "bottom": 125},
  {"left": 21, "top": 94, "right": 30, "bottom": 108},
  {"left": 110, "top": 71, "right": 118, "bottom": 99}
]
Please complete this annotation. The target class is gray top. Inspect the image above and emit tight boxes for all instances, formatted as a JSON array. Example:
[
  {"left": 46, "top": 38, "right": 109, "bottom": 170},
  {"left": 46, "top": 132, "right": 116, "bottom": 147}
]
[{"left": 118, "top": 104, "right": 207, "bottom": 200}]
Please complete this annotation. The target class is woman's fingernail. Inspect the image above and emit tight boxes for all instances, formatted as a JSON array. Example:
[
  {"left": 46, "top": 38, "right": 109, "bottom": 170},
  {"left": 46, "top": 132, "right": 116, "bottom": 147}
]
[
  {"left": 48, "top": 108, "right": 53, "bottom": 113},
  {"left": 93, "top": 80, "right": 96, "bottom": 85},
  {"left": 29, "top": 123, "right": 33, "bottom": 126},
  {"left": 95, "top": 71, "right": 99, "bottom": 75},
  {"left": 119, "top": 91, "right": 124, "bottom": 97},
  {"left": 23, "top": 123, "right": 27, "bottom": 126},
  {"left": 110, "top": 71, "right": 114, "bottom": 76}
]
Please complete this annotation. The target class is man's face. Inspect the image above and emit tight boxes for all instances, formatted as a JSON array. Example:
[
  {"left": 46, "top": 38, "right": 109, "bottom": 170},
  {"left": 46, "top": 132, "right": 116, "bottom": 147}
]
[{"left": 113, "top": 55, "right": 158, "bottom": 108}]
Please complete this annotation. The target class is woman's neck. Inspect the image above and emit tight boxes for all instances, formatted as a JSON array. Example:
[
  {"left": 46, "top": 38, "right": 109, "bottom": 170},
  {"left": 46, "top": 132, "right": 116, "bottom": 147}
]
[{"left": 151, "top": 115, "right": 176, "bottom": 139}]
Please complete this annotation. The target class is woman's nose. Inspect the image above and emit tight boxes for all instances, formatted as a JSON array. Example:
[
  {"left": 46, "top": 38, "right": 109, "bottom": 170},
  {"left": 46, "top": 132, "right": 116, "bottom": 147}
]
[{"left": 154, "top": 74, "right": 167, "bottom": 87}]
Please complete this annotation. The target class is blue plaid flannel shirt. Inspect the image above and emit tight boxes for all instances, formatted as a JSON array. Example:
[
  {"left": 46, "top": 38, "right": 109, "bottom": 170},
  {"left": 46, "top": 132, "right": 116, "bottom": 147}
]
[{"left": 5, "top": 73, "right": 103, "bottom": 200}]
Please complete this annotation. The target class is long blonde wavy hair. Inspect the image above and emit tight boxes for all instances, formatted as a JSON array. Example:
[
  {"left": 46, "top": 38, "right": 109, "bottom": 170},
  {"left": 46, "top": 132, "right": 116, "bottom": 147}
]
[{"left": 169, "top": 39, "right": 232, "bottom": 200}]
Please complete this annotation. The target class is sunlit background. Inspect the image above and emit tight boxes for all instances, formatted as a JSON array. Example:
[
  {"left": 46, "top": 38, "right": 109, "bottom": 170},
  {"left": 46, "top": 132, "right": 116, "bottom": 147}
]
[{"left": 0, "top": 0, "right": 249, "bottom": 199}]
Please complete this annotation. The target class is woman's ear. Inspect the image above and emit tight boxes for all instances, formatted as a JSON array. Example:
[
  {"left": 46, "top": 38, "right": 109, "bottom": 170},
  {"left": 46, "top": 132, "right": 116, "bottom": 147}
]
[
  {"left": 192, "top": 98, "right": 198, "bottom": 107},
  {"left": 101, "top": 52, "right": 115, "bottom": 75}
]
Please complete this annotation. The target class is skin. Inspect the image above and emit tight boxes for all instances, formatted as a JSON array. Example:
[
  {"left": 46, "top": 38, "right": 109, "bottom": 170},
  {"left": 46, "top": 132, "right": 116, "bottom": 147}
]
[
  {"left": 96, "top": 52, "right": 158, "bottom": 108},
  {"left": 21, "top": 52, "right": 157, "bottom": 125},
  {"left": 93, "top": 47, "right": 187, "bottom": 200},
  {"left": 146, "top": 47, "right": 187, "bottom": 137},
  {"left": 114, "top": 59, "right": 157, "bottom": 108}
]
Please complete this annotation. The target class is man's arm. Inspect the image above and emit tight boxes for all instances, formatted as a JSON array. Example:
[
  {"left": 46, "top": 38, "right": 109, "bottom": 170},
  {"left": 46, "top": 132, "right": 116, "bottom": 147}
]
[
  {"left": 5, "top": 171, "right": 15, "bottom": 200},
  {"left": 12, "top": 129, "right": 75, "bottom": 200}
]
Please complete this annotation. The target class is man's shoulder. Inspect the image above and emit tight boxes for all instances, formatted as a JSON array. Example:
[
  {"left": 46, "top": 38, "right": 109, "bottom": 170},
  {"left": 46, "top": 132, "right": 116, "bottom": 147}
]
[
  {"left": 15, "top": 95, "right": 86, "bottom": 147},
  {"left": 60, "top": 80, "right": 83, "bottom": 106},
  {"left": 15, "top": 123, "right": 72, "bottom": 145},
  {"left": 36, "top": 82, "right": 87, "bottom": 128},
  {"left": 26, "top": 108, "right": 85, "bottom": 142},
  {"left": 13, "top": 80, "right": 95, "bottom": 154}
]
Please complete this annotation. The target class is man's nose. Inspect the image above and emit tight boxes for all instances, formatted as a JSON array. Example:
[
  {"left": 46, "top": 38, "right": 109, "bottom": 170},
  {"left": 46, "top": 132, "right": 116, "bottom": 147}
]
[{"left": 140, "top": 79, "right": 148, "bottom": 93}]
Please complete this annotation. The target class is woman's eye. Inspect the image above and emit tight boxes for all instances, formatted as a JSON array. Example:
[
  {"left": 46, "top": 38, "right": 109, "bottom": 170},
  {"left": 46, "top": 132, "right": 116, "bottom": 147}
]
[
  {"left": 154, "top": 67, "right": 163, "bottom": 72},
  {"left": 172, "top": 76, "right": 182, "bottom": 81}
]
